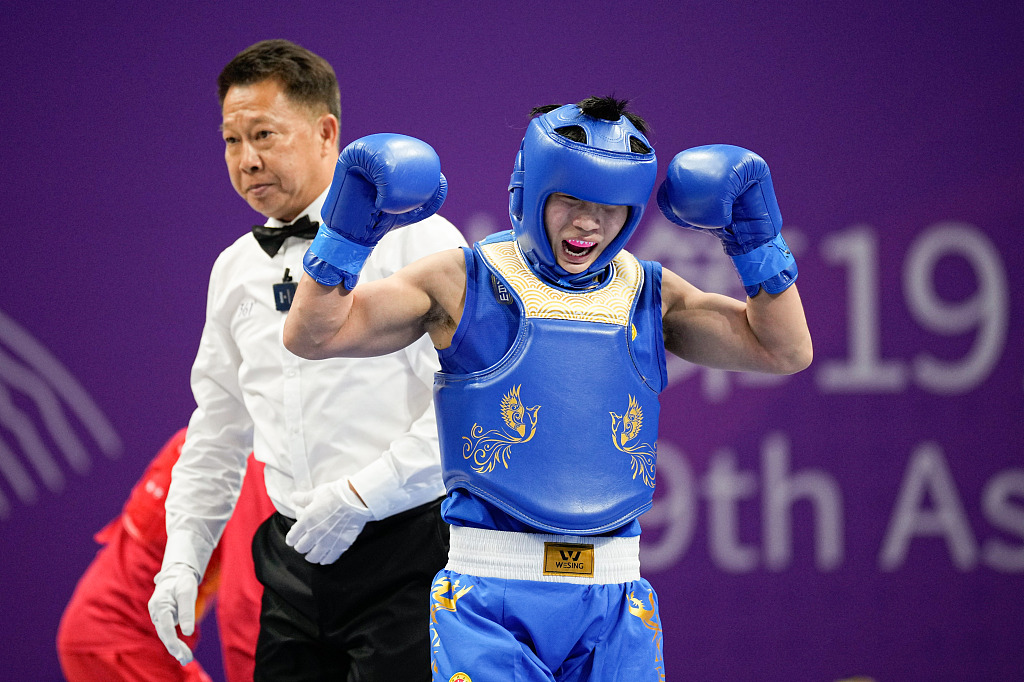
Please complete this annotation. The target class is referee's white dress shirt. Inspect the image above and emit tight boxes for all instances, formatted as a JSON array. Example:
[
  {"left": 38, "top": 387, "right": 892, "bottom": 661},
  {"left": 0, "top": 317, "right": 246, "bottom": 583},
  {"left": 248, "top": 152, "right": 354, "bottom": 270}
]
[{"left": 162, "top": 188, "right": 466, "bottom": 575}]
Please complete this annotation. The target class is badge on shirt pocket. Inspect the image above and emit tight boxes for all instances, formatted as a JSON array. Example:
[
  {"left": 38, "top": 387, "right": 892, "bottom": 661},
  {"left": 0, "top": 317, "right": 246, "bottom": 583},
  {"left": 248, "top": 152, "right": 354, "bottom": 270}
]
[{"left": 274, "top": 268, "right": 297, "bottom": 312}]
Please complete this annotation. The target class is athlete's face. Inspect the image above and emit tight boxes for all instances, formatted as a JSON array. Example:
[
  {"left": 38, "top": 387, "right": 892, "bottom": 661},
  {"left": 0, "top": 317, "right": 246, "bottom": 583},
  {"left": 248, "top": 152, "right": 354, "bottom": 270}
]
[
  {"left": 543, "top": 193, "right": 630, "bottom": 274},
  {"left": 221, "top": 78, "right": 337, "bottom": 223}
]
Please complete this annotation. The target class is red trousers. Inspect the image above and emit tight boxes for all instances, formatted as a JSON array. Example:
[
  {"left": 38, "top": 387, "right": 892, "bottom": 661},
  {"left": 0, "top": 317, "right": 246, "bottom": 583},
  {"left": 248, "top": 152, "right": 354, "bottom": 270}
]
[
  {"left": 57, "top": 430, "right": 275, "bottom": 682},
  {"left": 59, "top": 649, "right": 214, "bottom": 682}
]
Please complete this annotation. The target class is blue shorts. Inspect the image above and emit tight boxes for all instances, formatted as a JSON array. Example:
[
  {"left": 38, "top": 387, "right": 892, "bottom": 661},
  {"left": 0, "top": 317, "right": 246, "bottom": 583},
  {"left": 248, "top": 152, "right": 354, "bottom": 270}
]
[{"left": 430, "top": 528, "right": 665, "bottom": 682}]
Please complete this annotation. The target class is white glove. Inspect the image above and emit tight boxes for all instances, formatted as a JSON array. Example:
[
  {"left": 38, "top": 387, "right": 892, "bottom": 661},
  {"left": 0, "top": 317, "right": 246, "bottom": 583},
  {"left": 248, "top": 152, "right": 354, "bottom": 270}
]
[
  {"left": 286, "top": 479, "right": 374, "bottom": 565},
  {"left": 147, "top": 562, "right": 200, "bottom": 666}
]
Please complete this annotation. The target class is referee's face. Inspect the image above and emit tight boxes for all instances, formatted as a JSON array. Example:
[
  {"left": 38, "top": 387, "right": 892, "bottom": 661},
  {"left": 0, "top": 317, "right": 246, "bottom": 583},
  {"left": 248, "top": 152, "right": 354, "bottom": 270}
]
[{"left": 221, "top": 78, "right": 338, "bottom": 223}]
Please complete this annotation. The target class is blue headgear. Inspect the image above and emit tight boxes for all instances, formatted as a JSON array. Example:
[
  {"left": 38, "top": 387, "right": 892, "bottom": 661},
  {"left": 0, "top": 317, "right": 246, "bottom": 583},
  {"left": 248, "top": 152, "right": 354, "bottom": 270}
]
[{"left": 508, "top": 103, "right": 657, "bottom": 289}]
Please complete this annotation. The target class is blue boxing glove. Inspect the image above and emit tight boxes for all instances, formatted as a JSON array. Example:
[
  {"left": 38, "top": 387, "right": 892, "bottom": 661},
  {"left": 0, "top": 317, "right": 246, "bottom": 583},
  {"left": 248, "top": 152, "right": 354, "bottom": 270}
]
[
  {"left": 657, "top": 144, "right": 797, "bottom": 297},
  {"left": 303, "top": 133, "right": 448, "bottom": 289}
]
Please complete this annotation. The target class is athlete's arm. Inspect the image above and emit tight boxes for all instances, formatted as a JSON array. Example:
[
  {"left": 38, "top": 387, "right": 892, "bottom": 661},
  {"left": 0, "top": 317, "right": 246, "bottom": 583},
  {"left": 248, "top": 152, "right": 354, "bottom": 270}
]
[
  {"left": 661, "top": 270, "right": 811, "bottom": 374},
  {"left": 656, "top": 143, "right": 812, "bottom": 374},
  {"left": 285, "top": 247, "right": 466, "bottom": 359}
]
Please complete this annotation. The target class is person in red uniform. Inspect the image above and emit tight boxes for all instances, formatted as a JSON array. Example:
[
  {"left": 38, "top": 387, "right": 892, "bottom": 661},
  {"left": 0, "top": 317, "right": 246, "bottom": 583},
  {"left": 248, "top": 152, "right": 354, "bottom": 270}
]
[{"left": 57, "top": 428, "right": 275, "bottom": 682}]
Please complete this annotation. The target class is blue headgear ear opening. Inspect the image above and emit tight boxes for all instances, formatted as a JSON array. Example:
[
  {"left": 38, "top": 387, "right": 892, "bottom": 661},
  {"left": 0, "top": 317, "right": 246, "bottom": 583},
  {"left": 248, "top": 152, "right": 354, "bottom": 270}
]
[{"left": 508, "top": 146, "right": 525, "bottom": 221}]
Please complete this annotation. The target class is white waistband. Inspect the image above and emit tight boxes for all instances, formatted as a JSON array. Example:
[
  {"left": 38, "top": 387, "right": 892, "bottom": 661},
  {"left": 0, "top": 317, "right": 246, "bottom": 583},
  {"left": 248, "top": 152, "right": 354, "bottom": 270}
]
[{"left": 446, "top": 525, "right": 640, "bottom": 584}]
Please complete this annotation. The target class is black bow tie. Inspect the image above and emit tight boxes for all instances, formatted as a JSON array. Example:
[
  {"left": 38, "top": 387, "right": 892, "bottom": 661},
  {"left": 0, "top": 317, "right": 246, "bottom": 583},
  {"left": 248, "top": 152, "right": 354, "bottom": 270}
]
[{"left": 252, "top": 215, "right": 321, "bottom": 257}]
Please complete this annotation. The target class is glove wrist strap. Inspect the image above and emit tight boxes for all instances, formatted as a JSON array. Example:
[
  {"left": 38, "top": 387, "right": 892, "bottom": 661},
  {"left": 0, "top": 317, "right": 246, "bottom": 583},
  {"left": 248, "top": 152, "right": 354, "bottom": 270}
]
[
  {"left": 305, "top": 227, "right": 375, "bottom": 289},
  {"left": 729, "top": 233, "right": 798, "bottom": 296}
]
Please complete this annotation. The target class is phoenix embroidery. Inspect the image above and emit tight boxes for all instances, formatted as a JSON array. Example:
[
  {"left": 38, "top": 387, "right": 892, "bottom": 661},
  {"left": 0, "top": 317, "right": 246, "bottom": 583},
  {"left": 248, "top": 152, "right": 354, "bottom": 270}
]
[
  {"left": 430, "top": 576, "right": 473, "bottom": 623},
  {"left": 462, "top": 385, "right": 540, "bottom": 473},
  {"left": 628, "top": 590, "right": 666, "bottom": 681},
  {"left": 610, "top": 395, "right": 656, "bottom": 488}
]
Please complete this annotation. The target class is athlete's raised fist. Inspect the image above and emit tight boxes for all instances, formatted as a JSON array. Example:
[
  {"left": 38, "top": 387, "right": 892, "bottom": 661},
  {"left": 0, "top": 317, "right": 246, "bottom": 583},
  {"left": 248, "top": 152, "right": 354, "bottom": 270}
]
[
  {"left": 304, "top": 133, "right": 447, "bottom": 289},
  {"left": 657, "top": 144, "right": 796, "bottom": 297}
]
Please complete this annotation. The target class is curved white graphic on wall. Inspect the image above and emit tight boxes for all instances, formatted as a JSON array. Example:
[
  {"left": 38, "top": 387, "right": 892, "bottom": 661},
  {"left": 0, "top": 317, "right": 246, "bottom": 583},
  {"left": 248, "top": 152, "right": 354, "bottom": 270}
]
[{"left": 0, "top": 309, "right": 122, "bottom": 519}]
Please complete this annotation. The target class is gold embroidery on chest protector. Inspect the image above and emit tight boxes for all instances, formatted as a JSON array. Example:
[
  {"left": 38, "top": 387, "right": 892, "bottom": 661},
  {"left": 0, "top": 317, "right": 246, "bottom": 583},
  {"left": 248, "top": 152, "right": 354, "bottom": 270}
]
[
  {"left": 479, "top": 240, "right": 642, "bottom": 325},
  {"left": 610, "top": 395, "right": 657, "bottom": 488},
  {"left": 462, "top": 385, "right": 540, "bottom": 474}
]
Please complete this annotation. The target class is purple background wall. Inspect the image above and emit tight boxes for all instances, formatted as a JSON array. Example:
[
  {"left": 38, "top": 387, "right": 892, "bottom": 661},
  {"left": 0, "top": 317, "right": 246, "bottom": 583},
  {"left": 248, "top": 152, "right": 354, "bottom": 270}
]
[{"left": 3, "top": 2, "right": 1022, "bottom": 680}]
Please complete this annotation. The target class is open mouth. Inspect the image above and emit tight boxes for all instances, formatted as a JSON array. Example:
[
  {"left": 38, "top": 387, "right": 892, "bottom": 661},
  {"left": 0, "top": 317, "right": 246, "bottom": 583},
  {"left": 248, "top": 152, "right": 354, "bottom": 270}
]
[{"left": 562, "top": 239, "right": 597, "bottom": 259}]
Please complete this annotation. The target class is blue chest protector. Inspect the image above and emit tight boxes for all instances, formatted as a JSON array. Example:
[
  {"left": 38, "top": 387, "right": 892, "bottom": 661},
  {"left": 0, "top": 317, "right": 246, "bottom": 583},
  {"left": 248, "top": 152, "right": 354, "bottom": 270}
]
[{"left": 434, "top": 232, "right": 667, "bottom": 535}]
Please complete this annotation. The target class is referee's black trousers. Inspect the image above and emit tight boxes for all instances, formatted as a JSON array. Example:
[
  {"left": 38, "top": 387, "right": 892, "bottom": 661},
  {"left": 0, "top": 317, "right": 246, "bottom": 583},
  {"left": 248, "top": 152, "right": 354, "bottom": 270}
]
[{"left": 251, "top": 497, "right": 449, "bottom": 682}]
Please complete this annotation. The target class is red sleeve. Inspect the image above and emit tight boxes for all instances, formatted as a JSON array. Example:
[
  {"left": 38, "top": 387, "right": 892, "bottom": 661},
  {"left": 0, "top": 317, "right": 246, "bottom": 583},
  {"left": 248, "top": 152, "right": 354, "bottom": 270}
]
[{"left": 115, "top": 428, "right": 188, "bottom": 548}]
